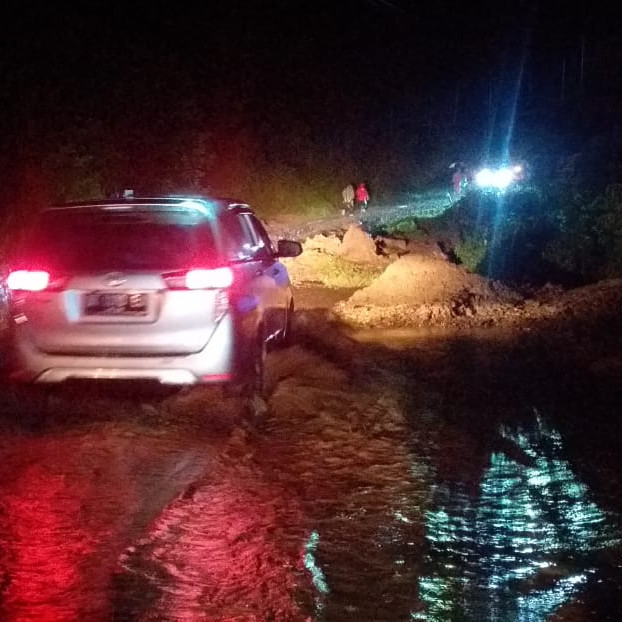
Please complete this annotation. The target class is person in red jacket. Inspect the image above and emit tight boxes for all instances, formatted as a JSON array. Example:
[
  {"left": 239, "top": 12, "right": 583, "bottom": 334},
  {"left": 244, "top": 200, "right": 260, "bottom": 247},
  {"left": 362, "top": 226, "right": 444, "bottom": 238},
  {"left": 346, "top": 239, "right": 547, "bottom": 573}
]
[
  {"left": 355, "top": 183, "right": 369, "bottom": 212},
  {"left": 452, "top": 167, "right": 465, "bottom": 197}
]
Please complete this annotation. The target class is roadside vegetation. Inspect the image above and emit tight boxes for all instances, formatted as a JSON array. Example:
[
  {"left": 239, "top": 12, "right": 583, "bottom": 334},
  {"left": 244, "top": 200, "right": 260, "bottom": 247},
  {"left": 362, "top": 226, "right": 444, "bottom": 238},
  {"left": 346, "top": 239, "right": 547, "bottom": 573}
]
[{"left": 420, "top": 178, "right": 622, "bottom": 287}]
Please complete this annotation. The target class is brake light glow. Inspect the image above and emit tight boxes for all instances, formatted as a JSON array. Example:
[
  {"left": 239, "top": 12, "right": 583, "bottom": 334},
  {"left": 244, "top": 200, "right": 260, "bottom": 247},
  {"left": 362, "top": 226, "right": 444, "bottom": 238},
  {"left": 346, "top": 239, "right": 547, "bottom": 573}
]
[
  {"left": 185, "top": 268, "right": 233, "bottom": 289},
  {"left": 163, "top": 267, "right": 234, "bottom": 290},
  {"left": 7, "top": 270, "right": 50, "bottom": 292}
]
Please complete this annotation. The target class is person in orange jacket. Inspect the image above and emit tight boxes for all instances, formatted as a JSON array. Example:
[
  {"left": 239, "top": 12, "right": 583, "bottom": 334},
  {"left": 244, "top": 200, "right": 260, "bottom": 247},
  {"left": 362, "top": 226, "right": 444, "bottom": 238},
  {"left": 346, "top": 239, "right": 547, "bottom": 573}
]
[{"left": 355, "top": 183, "right": 369, "bottom": 212}]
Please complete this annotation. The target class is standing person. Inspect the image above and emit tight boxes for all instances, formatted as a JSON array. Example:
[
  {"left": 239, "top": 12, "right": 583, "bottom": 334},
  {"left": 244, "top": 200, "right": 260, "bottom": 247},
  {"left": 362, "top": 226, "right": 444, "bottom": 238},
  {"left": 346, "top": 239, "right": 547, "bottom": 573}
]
[
  {"left": 355, "top": 182, "right": 369, "bottom": 212},
  {"left": 450, "top": 163, "right": 468, "bottom": 200},
  {"left": 342, "top": 184, "right": 355, "bottom": 215},
  {"left": 452, "top": 167, "right": 463, "bottom": 198}
]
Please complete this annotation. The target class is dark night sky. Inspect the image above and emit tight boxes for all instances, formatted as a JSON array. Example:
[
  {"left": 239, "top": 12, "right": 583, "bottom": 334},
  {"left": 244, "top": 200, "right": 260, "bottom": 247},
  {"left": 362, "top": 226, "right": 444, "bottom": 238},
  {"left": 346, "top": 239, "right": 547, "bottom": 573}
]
[
  {"left": 3, "top": 1, "right": 615, "bottom": 121},
  {"left": 1, "top": 1, "right": 622, "bottom": 203}
]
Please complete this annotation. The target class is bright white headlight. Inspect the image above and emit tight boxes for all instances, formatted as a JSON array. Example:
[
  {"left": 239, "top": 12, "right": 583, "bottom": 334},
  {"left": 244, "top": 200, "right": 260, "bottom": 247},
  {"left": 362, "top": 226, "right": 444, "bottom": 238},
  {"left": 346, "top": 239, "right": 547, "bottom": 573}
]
[
  {"left": 475, "top": 168, "right": 494, "bottom": 187},
  {"left": 475, "top": 167, "right": 515, "bottom": 189},
  {"left": 493, "top": 168, "right": 514, "bottom": 189}
]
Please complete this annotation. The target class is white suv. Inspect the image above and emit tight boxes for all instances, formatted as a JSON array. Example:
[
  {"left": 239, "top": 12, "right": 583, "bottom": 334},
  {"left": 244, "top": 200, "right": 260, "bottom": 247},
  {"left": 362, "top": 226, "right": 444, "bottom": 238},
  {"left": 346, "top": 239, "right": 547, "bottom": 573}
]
[{"left": 2, "top": 196, "right": 302, "bottom": 393}]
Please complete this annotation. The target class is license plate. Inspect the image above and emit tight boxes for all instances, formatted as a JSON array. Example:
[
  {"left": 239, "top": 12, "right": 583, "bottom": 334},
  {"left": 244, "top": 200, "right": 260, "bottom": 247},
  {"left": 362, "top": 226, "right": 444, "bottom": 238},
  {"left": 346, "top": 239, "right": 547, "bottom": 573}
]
[{"left": 84, "top": 292, "right": 148, "bottom": 316}]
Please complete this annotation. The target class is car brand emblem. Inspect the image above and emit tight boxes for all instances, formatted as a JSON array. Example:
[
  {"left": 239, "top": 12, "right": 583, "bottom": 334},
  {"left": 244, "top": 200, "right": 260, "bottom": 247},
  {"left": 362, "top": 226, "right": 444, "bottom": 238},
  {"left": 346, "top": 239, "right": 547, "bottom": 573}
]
[{"left": 103, "top": 273, "right": 128, "bottom": 288}]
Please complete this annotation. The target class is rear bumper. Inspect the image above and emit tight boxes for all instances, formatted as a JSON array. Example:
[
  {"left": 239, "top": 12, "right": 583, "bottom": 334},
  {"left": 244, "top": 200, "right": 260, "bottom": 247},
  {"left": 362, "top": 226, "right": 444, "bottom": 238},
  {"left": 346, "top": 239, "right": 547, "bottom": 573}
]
[{"left": 7, "top": 314, "right": 236, "bottom": 385}]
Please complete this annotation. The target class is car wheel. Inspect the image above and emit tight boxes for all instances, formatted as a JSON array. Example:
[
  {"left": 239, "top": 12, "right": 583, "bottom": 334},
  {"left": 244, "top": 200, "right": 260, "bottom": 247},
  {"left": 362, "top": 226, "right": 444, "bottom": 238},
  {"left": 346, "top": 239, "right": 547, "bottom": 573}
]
[
  {"left": 240, "top": 330, "right": 268, "bottom": 425},
  {"left": 281, "top": 299, "right": 295, "bottom": 347},
  {"left": 252, "top": 330, "right": 267, "bottom": 397},
  {"left": 231, "top": 328, "right": 267, "bottom": 396},
  {"left": 222, "top": 343, "right": 268, "bottom": 425}
]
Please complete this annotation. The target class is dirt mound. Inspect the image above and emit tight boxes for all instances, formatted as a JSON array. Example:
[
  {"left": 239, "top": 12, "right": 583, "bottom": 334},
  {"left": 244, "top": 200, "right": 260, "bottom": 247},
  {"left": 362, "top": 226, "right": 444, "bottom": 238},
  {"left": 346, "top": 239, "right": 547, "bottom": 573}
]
[
  {"left": 375, "top": 236, "right": 446, "bottom": 260},
  {"left": 301, "top": 232, "right": 342, "bottom": 255},
  {"left": 348, "top": 255, "right": 517, "bottom": 307},
  {"left": 288, "top": 225, "right": 380, "bottom": 261},
  {"left": 557, "top": 278, "right": 622, "bottom": 311},
  {"left": 337, "top": 265, "right": 622, "bottom": 330},
  {"left": 281, "top": 225, "right": 390, "bottom": 289},
  {"left": 335, "top": 254, "right": 525, "bottom": 327},
  {"left": 338, "top": 224, "right": 382, "bottom": 263}
]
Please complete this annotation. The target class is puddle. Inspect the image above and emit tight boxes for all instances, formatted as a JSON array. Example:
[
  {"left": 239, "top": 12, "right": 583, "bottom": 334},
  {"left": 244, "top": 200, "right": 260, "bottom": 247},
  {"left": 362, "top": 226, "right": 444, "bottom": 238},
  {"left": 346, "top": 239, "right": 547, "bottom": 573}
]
[
  {"left": 0, "top": 352, "right": 620, "bottom": 621},
  {"left": 415, "top": 414, "right": 621, "bottom": 621}
]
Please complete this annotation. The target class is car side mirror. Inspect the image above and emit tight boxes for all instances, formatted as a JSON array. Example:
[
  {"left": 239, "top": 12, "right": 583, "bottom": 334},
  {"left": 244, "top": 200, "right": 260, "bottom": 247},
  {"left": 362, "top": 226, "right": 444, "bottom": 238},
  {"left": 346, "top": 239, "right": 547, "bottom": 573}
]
[{"left": 277, "top": 239, "right": 302, "bottom": 258}]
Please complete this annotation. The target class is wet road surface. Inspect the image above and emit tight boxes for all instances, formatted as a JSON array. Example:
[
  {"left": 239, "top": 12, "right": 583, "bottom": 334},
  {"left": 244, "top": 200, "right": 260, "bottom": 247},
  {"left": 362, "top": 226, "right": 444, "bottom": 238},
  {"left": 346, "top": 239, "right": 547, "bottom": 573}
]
[{"left": 0, "top": 321, "right": 621, "bottom": 621}]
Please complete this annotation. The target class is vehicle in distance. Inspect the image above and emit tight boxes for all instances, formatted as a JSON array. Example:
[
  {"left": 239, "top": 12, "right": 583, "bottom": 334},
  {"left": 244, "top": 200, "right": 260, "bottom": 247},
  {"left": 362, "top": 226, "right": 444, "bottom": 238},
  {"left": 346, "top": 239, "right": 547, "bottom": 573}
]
[{"left": 2, "top": 196, "right": 302, "bottom": 393}]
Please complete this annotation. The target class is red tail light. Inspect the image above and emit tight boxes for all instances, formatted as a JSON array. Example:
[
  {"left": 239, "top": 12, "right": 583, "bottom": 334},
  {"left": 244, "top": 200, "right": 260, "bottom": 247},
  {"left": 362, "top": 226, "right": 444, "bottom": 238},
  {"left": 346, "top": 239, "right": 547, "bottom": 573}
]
[
  {"left": 163, "top": 267, "right": 234, "bottom": 290},
  {"left": 7, "top": 270, "right": 50, "bottom": 292}
]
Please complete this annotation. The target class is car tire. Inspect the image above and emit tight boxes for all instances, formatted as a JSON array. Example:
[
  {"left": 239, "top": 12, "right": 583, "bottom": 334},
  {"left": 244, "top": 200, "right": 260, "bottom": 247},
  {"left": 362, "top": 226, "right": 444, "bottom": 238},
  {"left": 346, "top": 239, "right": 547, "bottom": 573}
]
[
  {"left": 230, "top": 327, "right": 267, "bottom": 399},
  {"left": 281, "top": 300, "right": 295, "bottom": 347},
  {"left": 240, "top": 330, "right": 268, "bottom": 426},
  {"left": 223, "top": 327, "right": 268, "bottom": 423},
  {"left": 252, "top": 329, "right": 267, "bottom": 397}
]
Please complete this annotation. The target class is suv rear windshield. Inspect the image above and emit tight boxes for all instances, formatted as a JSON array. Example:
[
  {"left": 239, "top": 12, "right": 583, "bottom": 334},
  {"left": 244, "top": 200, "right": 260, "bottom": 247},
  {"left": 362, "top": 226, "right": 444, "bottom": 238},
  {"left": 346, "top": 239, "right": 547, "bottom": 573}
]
[{"left": 15, "top": 207, "right": 218, "bottom": 271}]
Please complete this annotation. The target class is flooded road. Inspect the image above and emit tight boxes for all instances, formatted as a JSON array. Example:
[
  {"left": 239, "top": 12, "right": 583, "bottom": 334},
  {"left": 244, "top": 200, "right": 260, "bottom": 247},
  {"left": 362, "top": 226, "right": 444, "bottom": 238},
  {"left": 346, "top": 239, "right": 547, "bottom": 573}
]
[{"left": 0, "top": 326, "right": 621, "bottom": 621}]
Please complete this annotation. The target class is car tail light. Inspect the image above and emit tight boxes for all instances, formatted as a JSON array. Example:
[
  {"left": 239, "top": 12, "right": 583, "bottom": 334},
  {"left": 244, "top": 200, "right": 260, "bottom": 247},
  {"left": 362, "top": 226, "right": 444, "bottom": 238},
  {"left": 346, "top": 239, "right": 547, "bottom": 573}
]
[
  {"left": 6, "top": 270, "right": 67, "bottom": 292},
  {"left": 7, "top": 270, "right": 51, "bottom": 292},
  {"left": 186, "top": 268, "right": 233, "bottom": 289},
  {"left": 163, "top": 267, "right": 234, "bottom": 290}
]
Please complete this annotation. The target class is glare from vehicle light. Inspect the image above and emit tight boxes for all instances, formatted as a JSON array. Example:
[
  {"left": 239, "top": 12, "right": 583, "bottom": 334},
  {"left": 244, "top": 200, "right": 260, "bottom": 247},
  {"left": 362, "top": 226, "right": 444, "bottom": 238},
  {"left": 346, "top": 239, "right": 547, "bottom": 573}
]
[
  {"left": 179, "top": 199, "right": 215, "bottom": 218},
  {"left": 475, "top": 168, "right": 495, "bottom": 187},
  {"left": 495, "top": 168, "right": 515, "bottom": 189},
  {"left": 179, "top": 199, "right": 206, "bottom": 211},
  {"left": 185, "top": 267, "right": 233, "bottom": 289},
  {"left": 7, "top": 270, "right": 50, "bottom": 291},
  {"left": 475, "top": 167, "right": 516, "bottom": 189}
]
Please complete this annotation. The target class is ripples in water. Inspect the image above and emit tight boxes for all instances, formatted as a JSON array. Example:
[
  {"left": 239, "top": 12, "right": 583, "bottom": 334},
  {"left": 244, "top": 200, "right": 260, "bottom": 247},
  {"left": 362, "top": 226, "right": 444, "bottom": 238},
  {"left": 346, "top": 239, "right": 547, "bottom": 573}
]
[{"left": 416, "top": 414, "right": 621, "bottom": 621}]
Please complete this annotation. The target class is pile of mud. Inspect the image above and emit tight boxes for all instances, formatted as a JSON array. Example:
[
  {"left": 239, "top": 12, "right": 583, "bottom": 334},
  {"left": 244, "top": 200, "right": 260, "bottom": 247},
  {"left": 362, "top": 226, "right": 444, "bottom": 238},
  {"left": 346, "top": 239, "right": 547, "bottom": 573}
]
[
  {"left": 347, "top": 255, "right": 518, "bottom": 307},
  {"left": 281, "top": 225, "right": 388, "bottom": 289},
  {"left": 276, "top": 220, "right": 622, "bottom": 330},
  {"left": 335, "top": 254, "right": 522, "bottom": 327},
  {"left": 336, "top": 262, "right": 622, "bottom": 329},
  {"left": 297, "top": 225, "right": 385, "bottom": 264}
]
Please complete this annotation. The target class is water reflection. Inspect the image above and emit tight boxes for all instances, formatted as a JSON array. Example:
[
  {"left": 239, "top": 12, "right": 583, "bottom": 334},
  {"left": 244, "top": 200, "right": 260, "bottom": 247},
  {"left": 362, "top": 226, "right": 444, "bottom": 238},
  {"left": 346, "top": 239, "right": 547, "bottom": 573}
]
[
  {"left": 114, "top": 431, "right": 315, "bottom": 620},
  {"left": 416, "top": 414, "right": 621, "bottom": 621},
  {"left": 0, "top": 459, "right": 109, "bottom": 621},
  {"left": 1, "top": 375, "right": 620, "bottom": 621},
  {"left": 115, "top": 375, "right": 427, "bottom": 621},
  {"left": 0, "top": 426, "right": 212, "bottom": 622},
  {"left": 304, "top": 529, "right": 329, "bottom": 615}
]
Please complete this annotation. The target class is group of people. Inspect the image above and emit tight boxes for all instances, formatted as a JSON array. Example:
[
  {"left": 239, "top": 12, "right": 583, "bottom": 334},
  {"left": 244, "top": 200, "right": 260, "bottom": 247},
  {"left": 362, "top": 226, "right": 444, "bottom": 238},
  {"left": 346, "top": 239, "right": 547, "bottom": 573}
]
[{"left": 341, "top": 182, "right": 369, "bottom": 215}]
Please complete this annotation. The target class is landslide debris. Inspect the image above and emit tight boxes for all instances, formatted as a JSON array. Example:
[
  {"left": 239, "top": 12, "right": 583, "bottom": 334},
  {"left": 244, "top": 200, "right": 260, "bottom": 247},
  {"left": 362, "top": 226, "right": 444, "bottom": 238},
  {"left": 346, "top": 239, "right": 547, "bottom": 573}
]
[{"left": 275, "top": 221, "right": 622, "bottom": 331}]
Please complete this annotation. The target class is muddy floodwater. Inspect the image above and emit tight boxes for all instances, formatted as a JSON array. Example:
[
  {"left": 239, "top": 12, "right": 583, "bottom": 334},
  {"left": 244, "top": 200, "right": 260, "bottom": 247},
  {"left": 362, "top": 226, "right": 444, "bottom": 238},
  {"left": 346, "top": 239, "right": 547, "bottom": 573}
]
[{"left": 0, "top": 327, "right": 621, "bottom": 621}]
